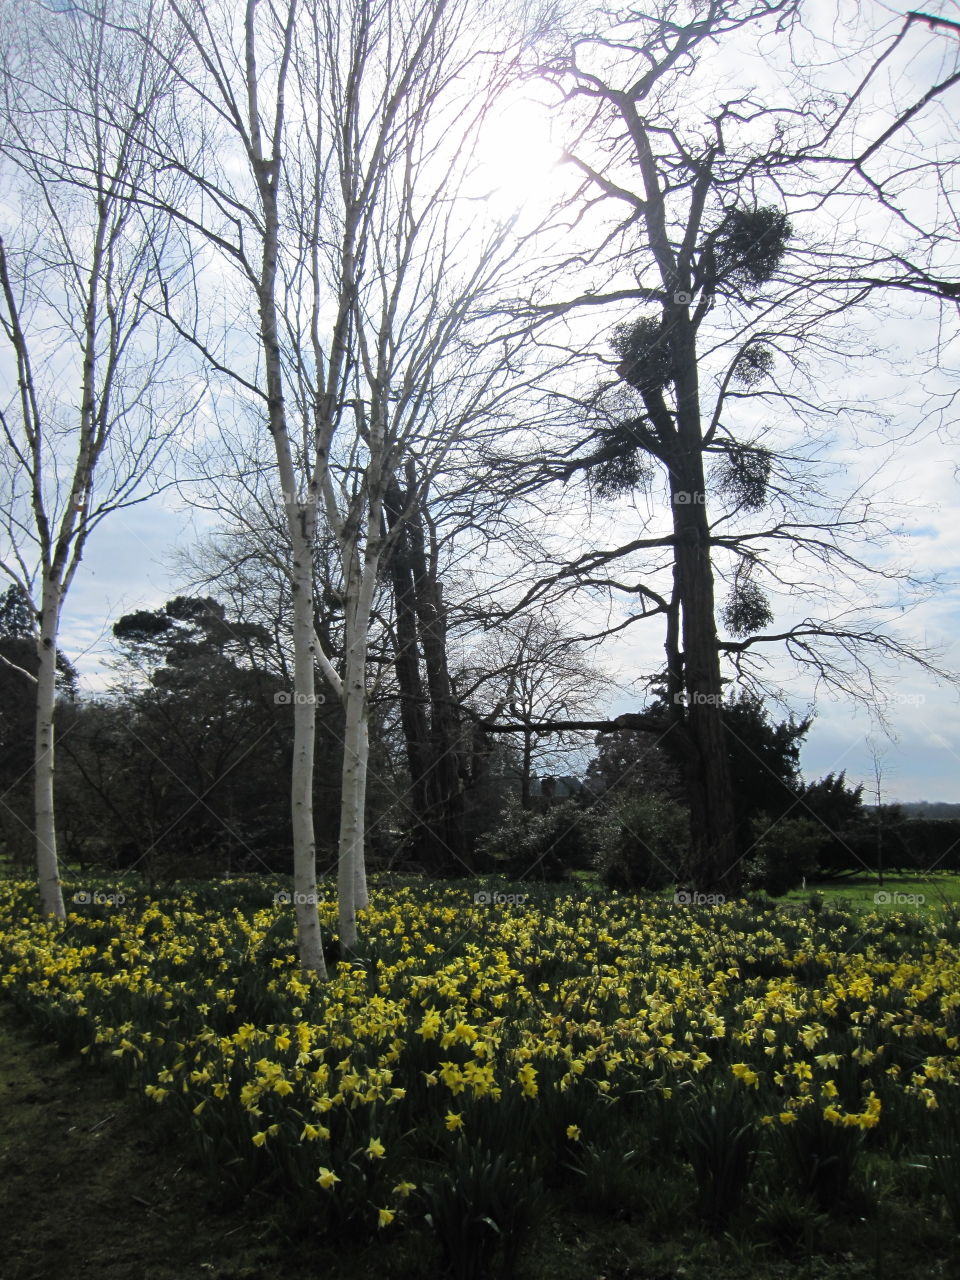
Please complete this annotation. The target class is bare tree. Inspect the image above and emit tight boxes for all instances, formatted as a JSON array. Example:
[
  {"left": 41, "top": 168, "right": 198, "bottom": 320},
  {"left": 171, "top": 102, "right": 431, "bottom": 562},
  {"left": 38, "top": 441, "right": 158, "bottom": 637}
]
[
  {"left": 461, "top": 613, "right": 612, "bottom": 808},
  {"left": 132, "top": 0, "right": 551, "bottom": 962},
  {"left": 867, "top": 735, "right": 890, "bottom": 889},
  {"left": 0, "top": 0, "right": 187, "bottom": 917},
  {"left": 483, "top": 0, "right": 958, "bottom": 890}
]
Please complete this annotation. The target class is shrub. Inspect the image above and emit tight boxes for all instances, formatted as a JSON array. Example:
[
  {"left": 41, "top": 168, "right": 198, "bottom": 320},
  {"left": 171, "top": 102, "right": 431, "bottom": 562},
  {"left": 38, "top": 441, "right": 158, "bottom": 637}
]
[
  {"left": 743, "top": 814, "right": 822, "bottom": 896},
  {"left": 593, "top": 792, "right": 688, "bottom": 891},
  {"left": 475, "top": 798, "right": 593, "bottom": 881}
]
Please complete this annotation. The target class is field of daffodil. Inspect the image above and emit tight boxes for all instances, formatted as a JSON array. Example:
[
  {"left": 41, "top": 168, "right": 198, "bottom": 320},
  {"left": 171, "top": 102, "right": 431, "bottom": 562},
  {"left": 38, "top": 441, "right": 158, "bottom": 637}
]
[{"left": 2, "top": 876, "right": 959, "bottom": 1274}]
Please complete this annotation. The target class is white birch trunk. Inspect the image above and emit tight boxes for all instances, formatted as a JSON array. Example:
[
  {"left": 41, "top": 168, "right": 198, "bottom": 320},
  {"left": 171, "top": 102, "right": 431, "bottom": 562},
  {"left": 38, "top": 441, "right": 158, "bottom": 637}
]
[
  {"left": 337, "top": 636, "right": 365, "bottom": 950},
  {"left": 289, "top": 546, "right": 327, "bottom": 972},
  {"left": 336, "top": 506, "right": 381, "bottom": 947},
  {"left": 353, "top": 714, "right": 369, "bottom": 909},
  {"left": 244, "top": 0, "right": 327, "bottom": 976},
  {"left": 34, "top": 580, "right": 64, "bottom": 920}
]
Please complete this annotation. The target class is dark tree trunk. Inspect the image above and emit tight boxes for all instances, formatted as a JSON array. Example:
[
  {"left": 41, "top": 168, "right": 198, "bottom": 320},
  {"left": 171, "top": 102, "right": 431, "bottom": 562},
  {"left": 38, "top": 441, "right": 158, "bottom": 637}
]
[
  {"left": 384, "top": 481, "right": 434, "bottom": 859},
  {"left": 384, "top": 468, "right": 468, "bottom": 871},
  {"left": 520, "top": 728, "right": 533, "bottom": 810},
  {"left": 404, "top": 461, "right": 467, "bottom": 869},
  {"left": 383, "top": 479, "right": 447, "bottom": 869},
  {"left": 668, "top": 318, "right": 739, "bottom": 893}
]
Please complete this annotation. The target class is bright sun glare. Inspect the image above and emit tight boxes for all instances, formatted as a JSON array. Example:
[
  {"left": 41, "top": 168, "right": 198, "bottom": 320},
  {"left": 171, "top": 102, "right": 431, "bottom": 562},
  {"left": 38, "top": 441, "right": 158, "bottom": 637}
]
[{"left": 473, "top": 93, "right": 563, "bottom": 217}]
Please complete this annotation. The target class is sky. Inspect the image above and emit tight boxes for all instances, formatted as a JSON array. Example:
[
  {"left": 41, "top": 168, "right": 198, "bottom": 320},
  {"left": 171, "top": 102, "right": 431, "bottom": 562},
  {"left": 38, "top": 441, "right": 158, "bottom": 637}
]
[{"left": 9, "top": 0, "right": 960, "bottom": 806}]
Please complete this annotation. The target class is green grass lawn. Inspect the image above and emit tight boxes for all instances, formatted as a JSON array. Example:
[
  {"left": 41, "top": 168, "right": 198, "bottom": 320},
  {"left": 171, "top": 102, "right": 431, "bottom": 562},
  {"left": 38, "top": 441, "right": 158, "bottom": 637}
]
[
  {"left": 568, "top": 869, "right": 960, "bottom": 913},
  {"left": 781, "top": 872, "right": 960, "bottom": 912}
]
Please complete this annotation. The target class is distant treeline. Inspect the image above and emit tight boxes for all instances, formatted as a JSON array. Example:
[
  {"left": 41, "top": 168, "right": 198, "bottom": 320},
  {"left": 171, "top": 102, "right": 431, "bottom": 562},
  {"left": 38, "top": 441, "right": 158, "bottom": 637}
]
[
  {"left": 874, "top": 801, "right": 960, "bottom": 820},
  {"left": 3, "top": 587, "right": 957, "bottom": 890}
]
